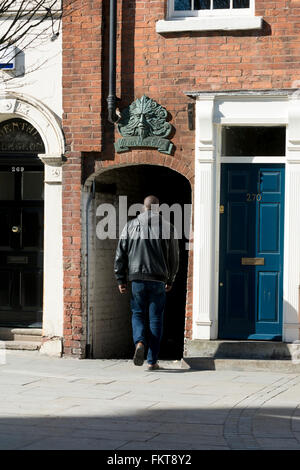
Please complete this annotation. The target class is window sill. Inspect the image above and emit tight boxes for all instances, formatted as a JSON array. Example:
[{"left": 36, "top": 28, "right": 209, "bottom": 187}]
[{"left": 156, "top": 16, "right": 263, "bottom": 33}]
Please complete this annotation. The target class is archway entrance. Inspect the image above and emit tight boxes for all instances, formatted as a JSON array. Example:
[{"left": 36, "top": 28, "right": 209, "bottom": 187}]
[
  {"left": 88, "top": 164, "right": 192, "bottom": 360},
  {"left": 0, "top": 118, "right": 45, "bottom": 327}
]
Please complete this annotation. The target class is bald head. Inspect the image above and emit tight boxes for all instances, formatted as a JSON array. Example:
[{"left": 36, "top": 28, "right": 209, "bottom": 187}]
[{"left": 144, "top": 195, "right": 160, "bottom": 211}]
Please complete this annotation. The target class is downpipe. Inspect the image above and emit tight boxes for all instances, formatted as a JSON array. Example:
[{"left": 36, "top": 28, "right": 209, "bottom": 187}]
[{"left": 107, "top": 0, "right": 119, "bottom": 124}]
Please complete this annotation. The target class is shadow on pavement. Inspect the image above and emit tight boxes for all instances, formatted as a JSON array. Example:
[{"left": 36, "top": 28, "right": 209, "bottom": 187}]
[{"left": 0, "top": 405, "right": 299, "bottom": 450}]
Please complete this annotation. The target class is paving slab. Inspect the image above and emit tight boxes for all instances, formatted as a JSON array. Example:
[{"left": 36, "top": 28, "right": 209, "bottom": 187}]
[
  {"left": 0, "top": 375, "right": 41, "bottom": 386},
  {"left": 255, "top": 438, "right": 300, "bottom": 450},
  {"left": 293, "top": 431, "right": 300, "bottom": 442},
  {"left": 292, "top": 421, "right": 300, "bottom": 432},
  {"left": 122, "top": 391, "right": 221, "bottom": 406},
  {"left": 0, "top": 423, "right": 73, "bottom": 439},
  {"left": 231, "top": 374, "right": 288, "bottom": 384},
  {"left": 118, "top": 441, "right": 228, "bottom": 450},
  {"left": 0, "top": 351, "right": 300, "bottom": 449},
  {"left": 155, "top": 422, "right": 224, "bottom": 437},
  {"left": 147, "top": 432, "right": 228, "bottom": 447},
  {"left": 70, "top": 428, "right": 158, "bottom": 442},
  {"left": 41, "top": 417, "right": 159, "bottom": 433},
  {"left": 0, "top": 432, "right": 43, "bottom": 450},
  {"left": 20, "top": 436, "right": 128, "bottom": 450}
]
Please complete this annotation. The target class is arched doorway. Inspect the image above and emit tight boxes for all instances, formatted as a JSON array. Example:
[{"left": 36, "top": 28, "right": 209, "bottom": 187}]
[
  {"left": 0, "top": 92, "right": 65, "bottom": 355},
  {"left": 0, "top": 118, "right": 45, "bottom": 327},
  {"left": 86, "top": 164, "right": 192, "bottom": 360}
]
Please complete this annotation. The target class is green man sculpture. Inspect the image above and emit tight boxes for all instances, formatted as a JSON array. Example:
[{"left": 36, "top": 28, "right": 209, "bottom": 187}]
[{"left": 115, "top": 95, "right": 174, "bottom": 155}]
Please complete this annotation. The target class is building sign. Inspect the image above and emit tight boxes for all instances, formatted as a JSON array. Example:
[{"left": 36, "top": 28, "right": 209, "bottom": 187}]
[
  {"left": 115, "top": 95, "right": 174, "bottom": 155},
  {"left": 0, "top": 118, "right": 45, "bottom": 153}
]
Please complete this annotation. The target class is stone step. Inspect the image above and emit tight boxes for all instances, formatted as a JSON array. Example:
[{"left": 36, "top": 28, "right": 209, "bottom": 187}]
[
  {"left": 181, "top": 357, "right": 300, "bottom": 373},
  {"left": 13, "top": 335, "right": 41, "bottom": 342},
  {"left": 184, "top": 339, "right": 300, "bottom": 360},
  {"left": 183, "top": 340, "right": 300, "bottom": 373},
  {"left": 0, "top": 328, "right": 42, "bottom": 342},
  {"left": 1, "top": 341, "right": 41, "bottom": 351}
]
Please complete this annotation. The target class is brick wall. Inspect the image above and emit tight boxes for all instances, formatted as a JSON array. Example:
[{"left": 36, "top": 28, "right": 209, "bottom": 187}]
[
  {"left": 62, "top": 0, "right": 103, "bottom": 357},
  {"left": 63, "top": 0, "right": 300, "bottom": 356},
  {"left": 63, "top": 0, "right": 102, "bottom": 153}
]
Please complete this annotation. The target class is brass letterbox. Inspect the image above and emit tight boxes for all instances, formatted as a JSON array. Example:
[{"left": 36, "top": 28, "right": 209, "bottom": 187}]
[{"left": 241, "top": 257, "right": 265, "bottom": 266}]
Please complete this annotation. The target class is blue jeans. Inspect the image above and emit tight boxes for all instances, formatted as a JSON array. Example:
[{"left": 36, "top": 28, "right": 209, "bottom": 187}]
[{"left": 131, "top": 280, "right": 166, "bottom": 365}]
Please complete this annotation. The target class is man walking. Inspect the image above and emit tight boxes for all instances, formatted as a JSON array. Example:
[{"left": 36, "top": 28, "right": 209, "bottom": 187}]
[{"left": 114, "top": 195, "right": 179, "bottom": 370}]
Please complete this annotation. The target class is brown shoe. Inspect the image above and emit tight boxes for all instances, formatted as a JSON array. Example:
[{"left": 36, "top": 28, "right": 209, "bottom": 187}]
[
  {"left": 133, "top": 342, "right": 145, "bottom": 366},
  {"left": 148, "top": 363, "right": 160, "bottom": 371}
]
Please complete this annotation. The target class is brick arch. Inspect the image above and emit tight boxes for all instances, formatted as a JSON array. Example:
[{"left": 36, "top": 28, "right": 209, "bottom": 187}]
[{"left": 85, "top": 153, "right": 194, "bottom": 188}]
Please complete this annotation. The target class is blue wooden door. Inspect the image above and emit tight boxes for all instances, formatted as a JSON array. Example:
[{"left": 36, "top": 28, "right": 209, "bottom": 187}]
[{"left": 218, "top": 164, "right": 285, "bottom": 340}]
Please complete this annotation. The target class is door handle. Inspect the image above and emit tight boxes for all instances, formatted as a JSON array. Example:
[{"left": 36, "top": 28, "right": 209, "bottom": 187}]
[{"left": 11, "top": 226, "right": 21, "bottom": 233}]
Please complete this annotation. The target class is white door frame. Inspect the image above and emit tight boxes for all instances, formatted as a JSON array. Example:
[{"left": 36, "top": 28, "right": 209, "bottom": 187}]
[
  {"left": 0, "top": 92, "right": 65, "bottom": 355},
  {"left": 192, "top": 90, "right": 300, "bottom": 343}
]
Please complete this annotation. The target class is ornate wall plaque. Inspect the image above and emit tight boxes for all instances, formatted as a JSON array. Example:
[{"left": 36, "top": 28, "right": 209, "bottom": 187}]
[
  {"left": 0, "top": 118, "right": 45, "bottom": 153},
  {"left": 115, "top": 95, "right": 174, "bottom": 155}
]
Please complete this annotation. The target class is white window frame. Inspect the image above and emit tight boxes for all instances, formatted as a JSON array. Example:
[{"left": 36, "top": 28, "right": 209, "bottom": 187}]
[
  {"left": 168, "top": 0, "right": 255, "bottom": 19},
  {"left": 156, "top": 0, "right": 261, "bottom": 33}
]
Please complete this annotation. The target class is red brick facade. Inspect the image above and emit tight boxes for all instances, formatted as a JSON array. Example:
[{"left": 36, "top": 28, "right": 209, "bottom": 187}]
[
  {"left": 62, "top": 0, "right": 103, "bottom": 356},
  {"left": 62, "top": 0, "right": 300, "bottom": 356}
]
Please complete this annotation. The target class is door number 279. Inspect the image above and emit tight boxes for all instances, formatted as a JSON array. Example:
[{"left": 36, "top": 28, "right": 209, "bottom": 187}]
[{"left": 246, "top": 193, "right": 262, "bottom": 202}]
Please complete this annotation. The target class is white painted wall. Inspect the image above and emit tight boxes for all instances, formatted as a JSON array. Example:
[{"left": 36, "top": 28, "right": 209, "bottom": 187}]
[
  {"left": 0, "top": 8, "right": 63, "bottom": 352},
  {"left": 42, "top": 163, "right": 63, "bottom": 341},
  {"left": 0, "top": 17, "right": 62, "bottom": 118},
  {"left": 93, "top": 192, "right": 132, "bottom": 358}
]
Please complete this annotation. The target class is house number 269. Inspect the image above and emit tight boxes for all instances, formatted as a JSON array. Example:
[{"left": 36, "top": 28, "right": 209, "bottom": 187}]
[
  {"left": 11, "top": 167, "right": 24, "bottom": 172},
  {"left": 246, "top": 193, "right": 262, "bottom": 202}
]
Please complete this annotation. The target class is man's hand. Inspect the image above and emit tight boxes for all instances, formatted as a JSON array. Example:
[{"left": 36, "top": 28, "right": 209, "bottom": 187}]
[
  {"left": 165, "top": 284, "right": 172, "bottom": 292},
  {"left": 118, "top": 284, "right": 128, "bottom": 294}
]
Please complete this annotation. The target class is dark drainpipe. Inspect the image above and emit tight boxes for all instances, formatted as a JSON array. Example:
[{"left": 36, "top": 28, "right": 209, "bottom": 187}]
[{"left": 107, "top": 0, "right": 119, "bottom": 124}]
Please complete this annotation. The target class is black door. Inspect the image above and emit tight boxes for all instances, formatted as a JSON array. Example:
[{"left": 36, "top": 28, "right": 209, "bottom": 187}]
[{"left": 0, "top": 163, "right": 44, "bottom": 327}]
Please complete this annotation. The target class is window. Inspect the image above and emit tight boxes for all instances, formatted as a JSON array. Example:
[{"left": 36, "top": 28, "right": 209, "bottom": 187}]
[
  {"left": 22, "top": 172, "right": 44, "bottom": 201},
  {"left": 156, "top": 0, "right": 261, "bottom": 33},
  {"left": 222, "top": 127, "right": 286, "bottom": 157},
  {"left": 171, "top": 0, "right": 253, "bottom": 16},
  {"left": 0, "top": 172, "right": 14, "bottom": 200}
]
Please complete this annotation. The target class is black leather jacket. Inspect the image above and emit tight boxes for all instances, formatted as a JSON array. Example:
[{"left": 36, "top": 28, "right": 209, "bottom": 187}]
[{"left": 114, "top": 210, "right": 179, "bottom": 286}]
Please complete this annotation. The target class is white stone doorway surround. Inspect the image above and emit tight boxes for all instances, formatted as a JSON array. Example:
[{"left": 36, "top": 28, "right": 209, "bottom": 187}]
[
  {"left": 0, "top": 92, "right": 65, "bottom": 355},
  {"left": 191, "top": 90, "right": 300, "bottom": 343}
]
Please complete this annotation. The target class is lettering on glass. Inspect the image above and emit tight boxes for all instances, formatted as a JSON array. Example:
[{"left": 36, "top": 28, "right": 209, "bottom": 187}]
[{"left": 0, "top": 118, "right": 45, "bottom": 153}]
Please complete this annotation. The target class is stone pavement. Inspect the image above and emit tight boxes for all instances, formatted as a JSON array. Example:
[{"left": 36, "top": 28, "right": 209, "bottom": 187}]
[{"left": 0, "top": 350, "right": 300, "bottom": 450}]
